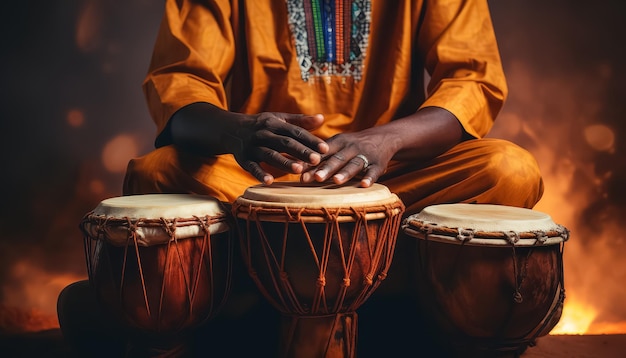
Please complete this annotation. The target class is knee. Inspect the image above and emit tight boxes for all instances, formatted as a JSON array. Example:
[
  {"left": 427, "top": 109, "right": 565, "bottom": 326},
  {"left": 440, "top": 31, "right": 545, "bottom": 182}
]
[
  {"left": 123, "top": 145, "right": 180, "bottom": 195},
  {"left": 477, "top": 139, "right": 544, "bottom": 208}
]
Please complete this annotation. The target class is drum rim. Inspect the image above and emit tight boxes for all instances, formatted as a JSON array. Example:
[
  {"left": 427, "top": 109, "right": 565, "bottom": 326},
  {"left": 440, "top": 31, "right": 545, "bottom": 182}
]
[
  {"left": 80, "top": 212, "right": 231, "bottom": 246},
  {"left": 402, "top": 219, "right": 569, "bottom": 246},
  {"left": 233, "top": 199, "right": 405, "bottom": 222}
]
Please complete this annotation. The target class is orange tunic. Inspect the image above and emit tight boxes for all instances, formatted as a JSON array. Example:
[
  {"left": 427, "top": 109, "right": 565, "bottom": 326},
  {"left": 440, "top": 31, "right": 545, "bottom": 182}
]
[
  {"left": 143, "top": 0, "right": 506, "bottom": 144},
  {"left": 126, "top": 0, "right": 542, "bottom": 214}
]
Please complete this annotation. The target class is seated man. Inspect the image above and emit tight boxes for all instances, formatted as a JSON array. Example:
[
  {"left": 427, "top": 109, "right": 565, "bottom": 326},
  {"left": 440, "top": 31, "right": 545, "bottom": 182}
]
[{"left": 60, "top": 0, "right": 544, "bottom": 356}]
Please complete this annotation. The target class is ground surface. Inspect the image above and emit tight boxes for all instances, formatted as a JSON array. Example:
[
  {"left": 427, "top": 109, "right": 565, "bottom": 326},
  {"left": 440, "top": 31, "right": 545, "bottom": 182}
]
[{"left": 1, "top": 330, "right": 624, "bottom": 357}]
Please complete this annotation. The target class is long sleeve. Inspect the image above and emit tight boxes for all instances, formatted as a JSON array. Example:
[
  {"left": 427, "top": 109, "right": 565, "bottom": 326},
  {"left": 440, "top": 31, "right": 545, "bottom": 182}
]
[
  {"left": 417, "top": 0, "right": 507, "bottom": 138},
  {"left": 142, "top": 0, "right": 236, "bottom": 145}
]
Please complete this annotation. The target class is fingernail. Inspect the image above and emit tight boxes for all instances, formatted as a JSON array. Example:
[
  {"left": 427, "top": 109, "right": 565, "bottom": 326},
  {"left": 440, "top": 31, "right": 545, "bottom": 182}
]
[
  {"left": 292, "top": 162, "right": 303, "bottom": 173},
  {"left": 301, "top": 172, "right": 311, "bottom": 182},
  {"left": 361, "top": 178, "right": 371, "bottom": 187},
  {"left": 309, "top": 153, "right": 321, "bottom": 165},
  {"left": 334, "top": 173, "right": 344, "bottom": 182},
  {"left": 315, "top": 169, "right": 327, "bottom": 180}
]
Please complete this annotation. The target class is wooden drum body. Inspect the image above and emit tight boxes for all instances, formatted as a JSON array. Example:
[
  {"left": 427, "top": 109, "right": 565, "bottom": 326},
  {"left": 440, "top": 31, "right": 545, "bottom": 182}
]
[
  {"left": 233, "top": 182, "right": 405, "bottom": 358},
  {"left": 402, "top": 204, "right": 570, "bottom": 355},
  {"left": 80, "top": 194, "right": 233, "bottom": 355}
]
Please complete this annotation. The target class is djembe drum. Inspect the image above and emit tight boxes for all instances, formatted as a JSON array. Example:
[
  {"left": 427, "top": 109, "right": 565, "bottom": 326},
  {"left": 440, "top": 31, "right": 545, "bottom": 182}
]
[
  {"left": 402, "top": 203, "right": 570, "bottom": 355},
  {"left": 80, "top": 194, "right": 234, "bottom": 356},
  {"left": 232, "top": 182, "right": 405, "bottom": 358}
]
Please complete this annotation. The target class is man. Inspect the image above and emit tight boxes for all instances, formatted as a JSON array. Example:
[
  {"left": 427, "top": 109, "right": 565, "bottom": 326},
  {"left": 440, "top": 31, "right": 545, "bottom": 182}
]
[
  {"left": 123, "top": 0, "right": 542, "bottom": 213},
  {"left": 61, "top": 0, "right": 544, "bottom": 356}
]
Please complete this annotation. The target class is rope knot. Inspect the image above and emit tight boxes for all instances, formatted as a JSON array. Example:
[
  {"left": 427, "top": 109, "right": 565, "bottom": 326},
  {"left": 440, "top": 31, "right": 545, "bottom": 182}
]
[
  {"left": 557, "top": 225, "right": 570, "bottom": 241},
  {"left": 422, "top": 223, "right": 435, "bottom": 235},
  {"left": 342, "top": 278, "right": 351, "bottom": 287},
  {"left": 363, "top": 274, "right": 373, "bottom": 286},
  {"left": 125, "top": 217, "right": 139, "bottom": 233},
  {"left": 161, "top": 218, "right": 177, "bottom": 238},
  {"left": 316, "top": 277, "right": 326, "bottom": 287},
  {"left": 503, "top": 231, "right": 520, "bottom": 245},
  {"left": 322, "top": 208, "right": 339, "bottom": 222},
  {"left": 532, "top": 230, "right": 548, "bottom": 245},
  {"left": 457, "top": 228, "right": 474, "bottom": 242},
  {"left": 196, "top": 215, "right": 211, "bottom": 234}
]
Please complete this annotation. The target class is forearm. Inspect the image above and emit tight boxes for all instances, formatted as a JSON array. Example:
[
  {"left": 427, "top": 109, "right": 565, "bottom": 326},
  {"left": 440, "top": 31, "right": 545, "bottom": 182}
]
[
  {"left": 169, "top": 102, "right": 253, "bottom": 157},
  {"left": 378, "top": 106, "right": 466, "bottom": 162}
]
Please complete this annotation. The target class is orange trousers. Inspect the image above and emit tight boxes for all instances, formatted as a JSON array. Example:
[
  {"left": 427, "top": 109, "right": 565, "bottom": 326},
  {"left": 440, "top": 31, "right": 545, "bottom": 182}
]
[{"left": 123, "top": 137, "right": 544, "bottom": 215}]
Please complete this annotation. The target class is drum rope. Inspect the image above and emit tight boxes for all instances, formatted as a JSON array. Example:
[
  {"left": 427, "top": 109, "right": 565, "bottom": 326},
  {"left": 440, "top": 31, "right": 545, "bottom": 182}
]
[
  {"left": 126, "top": 217, "right": 152, "bottom": 320},
  {"left": 195, "top": 216, "right": 213, "bottom": 316},
  {"left": 233, "top": 200, "right": 404, "bottom": 316},
  {"left": 503, "top": 231, "right": 524, "bottom": 304},
  {"left": 525, "top": 242, "right": 567, "bottom": 345},
  {"left": 406, "top": 220, "right": 569, "bottom": 244}
]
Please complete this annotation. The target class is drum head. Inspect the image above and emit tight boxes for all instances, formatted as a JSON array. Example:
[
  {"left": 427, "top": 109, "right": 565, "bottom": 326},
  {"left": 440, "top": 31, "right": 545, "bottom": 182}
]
[
  {"left": 235, "top": 182, "right": 399, "bottom": 208},
  {"left": 82, "top": 194, "right": 230, "bottom": 246},
  {"left": 403, "top": 203, "right": 568, "bottom": 246},
  {"left": 93, "top": 194, "right": 226, "bottom": 219}
]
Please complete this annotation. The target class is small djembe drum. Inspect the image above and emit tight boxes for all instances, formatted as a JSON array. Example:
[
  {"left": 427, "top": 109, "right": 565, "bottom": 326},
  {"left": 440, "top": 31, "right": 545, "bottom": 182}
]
[
  {"left": 232, "top": 182, "right": 405, "bottom": 358},
  {"left": 80, "top": 194, "right": 234, "bottom": 356},
  {"left": 402, "top": 203, "right": 570, "bottom": 355}
]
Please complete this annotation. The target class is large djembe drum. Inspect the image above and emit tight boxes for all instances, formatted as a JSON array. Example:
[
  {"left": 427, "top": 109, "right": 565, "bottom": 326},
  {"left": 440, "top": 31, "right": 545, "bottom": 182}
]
[
  {"left": 232, "top": 182, "right": 405, "bottom": 358},
  {"left": 402, "top": 203, "right": 570, "bottom": 355},
  {"left": 80, "top": 194, "right": 234, "bottom": 356}
]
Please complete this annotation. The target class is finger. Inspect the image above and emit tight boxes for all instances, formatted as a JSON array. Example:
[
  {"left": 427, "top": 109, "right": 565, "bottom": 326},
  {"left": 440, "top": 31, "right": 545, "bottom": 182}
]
[
  {"left": 312, "top": 152, "right": 353, "bottom": 182},
  {"left": 265, "top": 114, "right": 329, "bottom": 154},
  {"left": 332, "top": 156, "right": 370, "bottom": 184},
  {"left": 283, "top": 113, "right": 324, "bottom": 131},
  {"left": 359, "top": 165, "right": 384, "bottom": 188},
  {"left": 255, "top": 147, "right": 304, "bottom": 174},
  {"left": 255, "top": 128, "right": 324, "bottom": 165},
  {"left": 238, "top": 158, "right": 274, "bottom": 184}
]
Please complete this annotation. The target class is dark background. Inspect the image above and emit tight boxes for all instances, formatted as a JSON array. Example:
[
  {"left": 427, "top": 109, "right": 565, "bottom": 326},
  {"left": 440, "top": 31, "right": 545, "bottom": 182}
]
[{"left": 0, "top": 0, "right": 624, "bottom": 335}]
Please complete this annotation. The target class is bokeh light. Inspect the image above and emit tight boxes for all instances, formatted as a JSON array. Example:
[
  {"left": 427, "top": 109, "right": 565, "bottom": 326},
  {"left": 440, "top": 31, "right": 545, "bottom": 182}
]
[{"left": 101, "top": 134, "right": 139, "bottom": 173}]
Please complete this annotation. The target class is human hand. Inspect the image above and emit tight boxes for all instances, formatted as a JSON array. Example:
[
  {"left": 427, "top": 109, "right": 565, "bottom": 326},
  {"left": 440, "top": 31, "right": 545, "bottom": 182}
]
[
  {"left": 300, "top": 128, "right": 399, "bottom": 188},
  {"left": 232, "top": 112, "right": 329, "bottom": 184}
]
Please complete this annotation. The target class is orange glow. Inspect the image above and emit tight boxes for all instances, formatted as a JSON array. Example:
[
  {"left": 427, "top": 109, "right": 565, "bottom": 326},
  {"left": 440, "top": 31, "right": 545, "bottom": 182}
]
[
  {"left": 1, "top": 259, "right": 85, "bottom": 333},
  {"left": 587, "top": 321, "right": 626, "bottom": 335},
  {"left": 101, "top": 134, "right": 139, "bottom": 173},
  {"left": 492, "top": 60, "right": 626, "bottom": 336},
  {"left": 584, "top": 124, "right": 615, "bottom": 153},
  {"left": 550, "top": 299, "right": 597, "bottom": 335},
  {"left": 0, "top": 304, "right": 59, "bottom": 334},
  {"left": 66, "top": 109, "right": 85, "bottom": 127}
]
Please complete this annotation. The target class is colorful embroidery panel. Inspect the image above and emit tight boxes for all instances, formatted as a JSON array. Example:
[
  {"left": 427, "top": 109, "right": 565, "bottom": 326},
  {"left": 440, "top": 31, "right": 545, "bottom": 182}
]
[{"left": 286, "top": 0, "right": 371, "bottom": 82}]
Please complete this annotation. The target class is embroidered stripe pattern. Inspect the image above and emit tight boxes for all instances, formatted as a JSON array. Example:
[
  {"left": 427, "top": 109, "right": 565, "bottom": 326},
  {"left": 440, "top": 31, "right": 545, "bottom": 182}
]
[{"left": 286, "top": 0, "right": 371, "bottom": 81}]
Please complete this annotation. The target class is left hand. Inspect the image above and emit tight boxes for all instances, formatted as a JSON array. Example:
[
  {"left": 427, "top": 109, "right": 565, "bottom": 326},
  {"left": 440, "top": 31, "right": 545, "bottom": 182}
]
[{"left": 300, "top": 128, "right": 400, "bottom": 187}]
